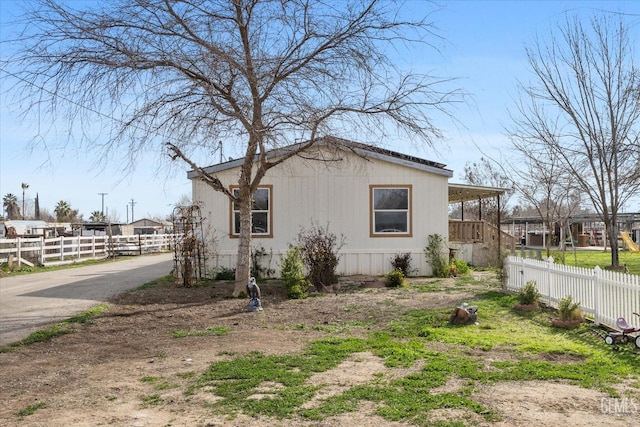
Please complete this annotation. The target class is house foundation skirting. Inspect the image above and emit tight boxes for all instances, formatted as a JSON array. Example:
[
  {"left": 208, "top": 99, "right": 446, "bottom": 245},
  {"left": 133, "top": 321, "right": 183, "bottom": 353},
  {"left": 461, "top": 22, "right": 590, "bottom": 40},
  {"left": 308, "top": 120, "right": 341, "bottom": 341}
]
[{"left": 208, "top": 249, "right": 435, "bottom": 278}]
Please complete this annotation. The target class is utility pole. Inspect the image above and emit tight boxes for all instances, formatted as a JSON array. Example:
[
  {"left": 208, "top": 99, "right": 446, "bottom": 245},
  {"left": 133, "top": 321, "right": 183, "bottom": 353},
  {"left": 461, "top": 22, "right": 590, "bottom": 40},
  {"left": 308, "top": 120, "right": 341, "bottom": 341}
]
[
  {"left": 98, "top": 192, "right": 108, "bottom": 217},
  {"left": 130, "top": 199, "right": 136, "bottom": 222}
]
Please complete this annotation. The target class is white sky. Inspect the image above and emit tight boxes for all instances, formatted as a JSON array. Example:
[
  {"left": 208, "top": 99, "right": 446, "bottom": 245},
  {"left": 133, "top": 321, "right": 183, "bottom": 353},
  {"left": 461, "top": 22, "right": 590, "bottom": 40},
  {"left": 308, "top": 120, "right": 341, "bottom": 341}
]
[{"left": 1, "top": 0, "right": 639, "bottom": 220}]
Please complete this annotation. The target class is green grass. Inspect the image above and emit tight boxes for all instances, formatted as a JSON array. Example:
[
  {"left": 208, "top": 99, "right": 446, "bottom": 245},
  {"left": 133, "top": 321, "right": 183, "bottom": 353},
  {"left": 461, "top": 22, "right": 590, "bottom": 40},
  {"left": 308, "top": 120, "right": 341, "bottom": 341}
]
[
  {"left": 140, "top": 376, "right": 179, "bottom": 391},
  {"left": 550, "top": 249, "right": 640, "bottom": 274},
  {"left": 15, "top": 402, "right": 46, "bottom": 417},
  {"left": 181, "top": 285, "right": 639, "bottom": 425},
  {"left": 172, "top": 325, "right": 231, "bottom": 338},
  {"left": 0, "top": 304, "right": 109, "bottom": 352},
  {"left": 0, "top": 256, "right": 121, "bottom": 277}
]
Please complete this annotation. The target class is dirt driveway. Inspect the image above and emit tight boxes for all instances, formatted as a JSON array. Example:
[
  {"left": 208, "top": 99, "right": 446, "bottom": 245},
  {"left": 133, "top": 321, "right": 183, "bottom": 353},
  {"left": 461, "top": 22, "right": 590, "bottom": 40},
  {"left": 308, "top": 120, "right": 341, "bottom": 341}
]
[{"left": 0, "top": 272, "right": 638, "bottom": 426}]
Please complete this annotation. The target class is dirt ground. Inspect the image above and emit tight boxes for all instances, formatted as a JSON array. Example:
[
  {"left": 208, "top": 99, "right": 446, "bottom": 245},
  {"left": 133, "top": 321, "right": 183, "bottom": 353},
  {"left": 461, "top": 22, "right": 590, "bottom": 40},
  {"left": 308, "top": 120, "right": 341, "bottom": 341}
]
[{"left": 0, "top": 272, "right": 638, "bottom": 427}]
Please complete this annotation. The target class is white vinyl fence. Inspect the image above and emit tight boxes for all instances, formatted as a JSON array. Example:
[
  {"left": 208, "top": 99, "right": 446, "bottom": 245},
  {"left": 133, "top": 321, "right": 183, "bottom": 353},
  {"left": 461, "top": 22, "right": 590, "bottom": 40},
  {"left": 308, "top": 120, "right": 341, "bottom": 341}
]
[
  {"left": 0, "top": 234, "right": 179, "bottom": 267},
  {"left": 504, "top": 255, "right": 640, "bottom": 330}
]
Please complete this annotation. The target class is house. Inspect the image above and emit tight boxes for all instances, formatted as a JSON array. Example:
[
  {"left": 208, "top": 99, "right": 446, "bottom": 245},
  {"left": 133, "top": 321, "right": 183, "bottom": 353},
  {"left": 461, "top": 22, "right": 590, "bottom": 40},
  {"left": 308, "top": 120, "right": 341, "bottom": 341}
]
[
  {"left": 1, "top": 220, "right": 51, "bottom": 238},
  {"left": 189, "top": 138, "right": 510, "bottom": 277},
  {"left": 129, "top": 218, "right": 173, "bottom": 235}
]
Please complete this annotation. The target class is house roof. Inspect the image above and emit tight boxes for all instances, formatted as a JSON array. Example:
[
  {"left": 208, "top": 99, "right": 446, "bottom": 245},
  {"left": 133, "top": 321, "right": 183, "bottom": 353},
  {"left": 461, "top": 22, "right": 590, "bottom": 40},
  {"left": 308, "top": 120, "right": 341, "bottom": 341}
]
[
  {"left": 448, "top": 183, "right": 510, "bottom": 204},
  {"left": 3, "top": 220, "right": 49, "bottom": 229},
  {"left": 187, "top": 136, "right": 454, "bottom": 179}
]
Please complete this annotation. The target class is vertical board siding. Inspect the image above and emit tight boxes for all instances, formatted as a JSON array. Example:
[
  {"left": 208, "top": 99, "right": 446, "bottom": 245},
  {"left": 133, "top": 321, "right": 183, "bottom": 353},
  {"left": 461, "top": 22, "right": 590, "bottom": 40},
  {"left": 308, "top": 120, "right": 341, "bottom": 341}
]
[
  {"left": 194, "top": 148, "right": 448, "bottom": 277},
  {"left": 208, "top": 249, "right": 431, "bottom": 277},
  {"left": 505, "top": 255, "right": 640, "bottom": 331}
]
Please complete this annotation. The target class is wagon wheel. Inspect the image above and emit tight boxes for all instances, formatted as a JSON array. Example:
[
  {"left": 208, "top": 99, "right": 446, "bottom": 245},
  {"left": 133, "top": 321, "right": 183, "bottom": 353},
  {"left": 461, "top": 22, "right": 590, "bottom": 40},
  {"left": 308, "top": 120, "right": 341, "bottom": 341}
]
[
  {"left": 604, "top": 335, "right": 615, "bottom": 345},
  {"left": 635, "top": 335, "right": 640, "bottom": 349}
]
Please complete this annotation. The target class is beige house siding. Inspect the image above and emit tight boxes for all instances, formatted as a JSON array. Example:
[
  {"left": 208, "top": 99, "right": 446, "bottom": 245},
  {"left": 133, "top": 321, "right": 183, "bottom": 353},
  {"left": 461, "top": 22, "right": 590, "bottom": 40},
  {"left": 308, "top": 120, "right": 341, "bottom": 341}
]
[{"left": 192, "top": 147, "right": 450, "bottom": 277}]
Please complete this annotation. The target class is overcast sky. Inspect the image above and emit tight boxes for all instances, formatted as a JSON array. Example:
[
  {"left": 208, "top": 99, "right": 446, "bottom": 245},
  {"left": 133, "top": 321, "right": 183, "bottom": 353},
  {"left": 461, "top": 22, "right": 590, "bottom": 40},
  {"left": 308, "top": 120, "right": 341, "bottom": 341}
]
[{"left": 1, "top": 0, "right": 639, "bottom": 220}]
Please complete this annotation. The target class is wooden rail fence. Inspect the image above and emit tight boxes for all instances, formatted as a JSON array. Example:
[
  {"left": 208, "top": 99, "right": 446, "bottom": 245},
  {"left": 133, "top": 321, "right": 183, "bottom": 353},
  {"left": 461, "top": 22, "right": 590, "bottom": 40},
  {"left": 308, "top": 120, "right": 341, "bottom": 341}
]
[{"left": 0, "top": 234, "right": 179, "bottom": 267}]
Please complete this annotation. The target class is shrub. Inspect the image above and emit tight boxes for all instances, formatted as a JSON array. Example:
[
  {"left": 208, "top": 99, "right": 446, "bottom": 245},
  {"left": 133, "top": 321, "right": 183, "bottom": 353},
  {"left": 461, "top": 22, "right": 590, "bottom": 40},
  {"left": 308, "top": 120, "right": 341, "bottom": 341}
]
[
  {"left": 390, "top": 253, "right": 415, "bottom": 277},
  {"left": 385, "top": 269, "right": 406, "bottom": 288},
  {"left": 451, "top": 258, "right": 469, "bottom": 275},
  {"left": 280, "top": 246, "right": 309, "bottom": 299},
  {"left": 557, "top": 295, "right": 583, "bottom": 321},
  {"left": 425, "top": 234, "right": 449, "bottom": 278},
  {"left": 517, "top": 280, "right": 540, "bottom": 305},
  {"left": 213, "top": 266, "right": 235, "bottom": 281},
  {"left": 251, "top": 244, "right": 275, "bottom": 279},
  {"left": 297, "top": 224, "right": 344, "bottom": 291}
]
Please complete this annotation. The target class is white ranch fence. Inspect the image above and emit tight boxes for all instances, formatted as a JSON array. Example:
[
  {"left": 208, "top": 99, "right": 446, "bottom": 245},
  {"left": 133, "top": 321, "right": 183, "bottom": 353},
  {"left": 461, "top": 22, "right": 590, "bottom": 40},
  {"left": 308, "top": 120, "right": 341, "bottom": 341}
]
[
  {"left": 504, "top": 255, "right": 640, "bottom": 331},
  {"left": 0, "top": 234, "right": 179, "bottom": 267}
]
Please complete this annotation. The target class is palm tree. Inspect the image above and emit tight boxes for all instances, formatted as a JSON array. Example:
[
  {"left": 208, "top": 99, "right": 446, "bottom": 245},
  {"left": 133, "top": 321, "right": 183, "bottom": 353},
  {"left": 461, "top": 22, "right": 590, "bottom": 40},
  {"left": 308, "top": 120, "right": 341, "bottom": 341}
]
[
  {"left": 3, "top": 193, "right": 21, "bottom": 219},
  {"left": 21, "top": 183, "right": 29, "bottom": 220},
  {"left": 54, "top": 200, "right": 72, "bottom": 222},
  {"left": 89, "top": 210, "right": 106, "bottom": 222}
]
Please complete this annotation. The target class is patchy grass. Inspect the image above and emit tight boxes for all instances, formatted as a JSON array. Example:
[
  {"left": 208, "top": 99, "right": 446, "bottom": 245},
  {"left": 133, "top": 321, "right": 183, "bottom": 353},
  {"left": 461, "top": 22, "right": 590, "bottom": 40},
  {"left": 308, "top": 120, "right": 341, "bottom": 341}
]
[
  {"left": 0, "top": 257, "right": 121, "bottom": 277},
  {"left": 15, "top": 402, "right": 46, "bottom": 418},
  {"left": 0, "top": 303, "right": 109, "bottom": 352},
  {"left": 179, "top": 285, "right": 638, "bottom": 425},
  {"left": 172, "top": 325, "right": 231, "bottom": 338}
]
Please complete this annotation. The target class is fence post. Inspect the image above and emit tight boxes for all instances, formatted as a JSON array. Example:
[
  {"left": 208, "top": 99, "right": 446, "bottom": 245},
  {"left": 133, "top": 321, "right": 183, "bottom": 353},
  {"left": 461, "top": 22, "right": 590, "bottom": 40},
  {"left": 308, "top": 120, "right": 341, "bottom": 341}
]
[
  {"left": 77, "top": 236, "right": 81, "bottom": 260},
  {"left": 40, "top": 236, "right": 44, "bottom": 265},
  {"left": 593, "top": 266, "right": 601, "bottom": 326},
  {"left": 17, "top": 237, "right": 22, "bottom": 267},
  {"left": 546, "top": 256, "right": 554, "bottom": 306},
  {"left": 92, "top": 236, "right": 96, "bottom": 257},
  {"left": 138, "top": 234, "right": 143, "bottom": 256},
  {"left": 60, "top": 236, "right": 64, "bottom": 261}
]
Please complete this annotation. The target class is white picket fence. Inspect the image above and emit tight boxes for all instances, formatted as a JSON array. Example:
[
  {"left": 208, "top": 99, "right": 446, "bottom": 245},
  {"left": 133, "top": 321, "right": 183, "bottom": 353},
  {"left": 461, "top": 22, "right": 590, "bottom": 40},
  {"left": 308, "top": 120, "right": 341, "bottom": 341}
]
[
  {"left": 0, "top": 234, "right": 179, "bottom": 267},
  {"left": 504, "top": 255, "right": 640, "bottom": 330}
]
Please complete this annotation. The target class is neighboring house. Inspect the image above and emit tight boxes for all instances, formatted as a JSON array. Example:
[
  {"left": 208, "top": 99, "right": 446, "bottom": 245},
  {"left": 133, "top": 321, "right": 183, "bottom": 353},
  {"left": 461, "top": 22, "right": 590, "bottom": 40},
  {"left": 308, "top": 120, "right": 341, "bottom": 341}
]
[
  {"left": 76, "top": 222, "right": 131, "bottom": 236},
  {"left": 130, "top": 218, "right": 172, "bottom": 235},
  {"left": 189, "top": 138, "right": 509, "bottom": 277},
  {"left": 1, "top": 220, "right": 50, "bottom": 238}
]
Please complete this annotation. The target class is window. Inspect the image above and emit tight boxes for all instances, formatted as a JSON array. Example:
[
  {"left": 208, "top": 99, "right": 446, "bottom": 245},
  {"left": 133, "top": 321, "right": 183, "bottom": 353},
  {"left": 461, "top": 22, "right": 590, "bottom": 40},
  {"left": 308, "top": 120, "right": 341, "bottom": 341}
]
[
  {"left": 231, "top": 186, "right": 272, "bottom": 237},
  {"left": 370, "top": 185, "right": 412, "bottom": 237}
]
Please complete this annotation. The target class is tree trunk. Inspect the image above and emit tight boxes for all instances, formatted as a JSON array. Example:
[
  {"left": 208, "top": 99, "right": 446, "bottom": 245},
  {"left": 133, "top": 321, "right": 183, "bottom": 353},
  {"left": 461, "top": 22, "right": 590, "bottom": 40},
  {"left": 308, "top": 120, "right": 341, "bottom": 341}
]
[
  {"left": 607, "top": 221, "right": 619, "bottom": 267},
  {"left": 233, "top": 193, "right": 252, "bottom": 296}
]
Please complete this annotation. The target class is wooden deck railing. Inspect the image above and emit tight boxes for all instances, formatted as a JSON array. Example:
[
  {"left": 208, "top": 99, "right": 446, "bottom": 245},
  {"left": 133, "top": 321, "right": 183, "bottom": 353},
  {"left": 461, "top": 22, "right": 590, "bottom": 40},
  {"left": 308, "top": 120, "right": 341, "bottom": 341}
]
[{"left": 449, "top": 220, "right": 516, "bottom": 252}]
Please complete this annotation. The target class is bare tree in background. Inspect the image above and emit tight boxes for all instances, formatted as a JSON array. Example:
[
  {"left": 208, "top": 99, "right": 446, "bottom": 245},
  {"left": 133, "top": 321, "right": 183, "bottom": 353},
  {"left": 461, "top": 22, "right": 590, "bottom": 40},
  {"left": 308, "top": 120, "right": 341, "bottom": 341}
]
[
  {"left": 459, "top": 157, "right": 514, "bottom": 224},
  {"left": 510, "top": 14, "right": 640, "bottom": 268},
  {"left": 4, "top": 0, "right": 461, "bottom": 295},
  {"left": 506, "top": 137, "right": 581, "bottom": 258}
]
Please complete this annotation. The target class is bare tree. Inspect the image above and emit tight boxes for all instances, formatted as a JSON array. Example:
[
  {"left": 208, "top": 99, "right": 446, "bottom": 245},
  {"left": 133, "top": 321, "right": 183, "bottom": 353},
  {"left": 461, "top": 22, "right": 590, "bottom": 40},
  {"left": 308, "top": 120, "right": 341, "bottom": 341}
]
[
  {"left": 506, "top": 138, "right": 581, "bottom": 258},
  {"left": 510, "top": 14, "right": 640, "bottom": 268},
  {"left": 459, "top": 157, "right": 514, "bottom": 225},
  {"left": 5, "top": 0, "right": 461, "bottom": 294}
]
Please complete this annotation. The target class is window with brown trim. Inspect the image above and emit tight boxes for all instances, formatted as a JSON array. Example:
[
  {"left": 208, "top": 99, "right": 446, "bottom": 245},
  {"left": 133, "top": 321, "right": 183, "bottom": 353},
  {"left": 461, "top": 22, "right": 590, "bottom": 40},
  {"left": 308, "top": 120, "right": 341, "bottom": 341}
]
[
  {"left": 370, "top": 185, "right": 412, "bottom": 237},
  {"left": 231, "top": 186, "right": 273, "bottom": 237}
]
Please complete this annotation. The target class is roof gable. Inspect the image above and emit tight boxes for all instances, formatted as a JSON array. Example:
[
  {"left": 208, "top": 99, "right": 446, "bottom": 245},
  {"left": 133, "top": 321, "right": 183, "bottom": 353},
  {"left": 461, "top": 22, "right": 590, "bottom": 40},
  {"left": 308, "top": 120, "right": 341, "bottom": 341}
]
[{"left": 187, "top": 137, "right": 453, "bottom": 179}]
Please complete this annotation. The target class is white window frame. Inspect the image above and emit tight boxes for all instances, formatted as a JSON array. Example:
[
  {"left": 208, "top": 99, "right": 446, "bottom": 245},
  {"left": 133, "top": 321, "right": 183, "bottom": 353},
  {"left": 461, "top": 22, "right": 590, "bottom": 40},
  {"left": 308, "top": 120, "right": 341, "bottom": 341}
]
[
  {"left": 230, "top": 185, "right": 273, "bottom": 238},
  {"left": 370, "top": 185, "right": 412, "bottom": 237}
]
